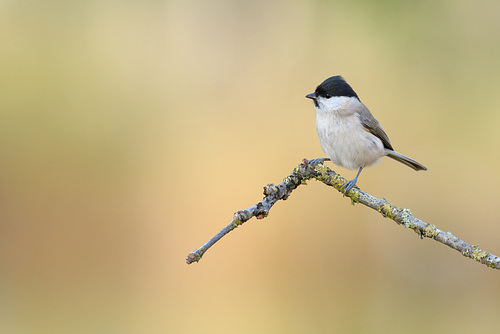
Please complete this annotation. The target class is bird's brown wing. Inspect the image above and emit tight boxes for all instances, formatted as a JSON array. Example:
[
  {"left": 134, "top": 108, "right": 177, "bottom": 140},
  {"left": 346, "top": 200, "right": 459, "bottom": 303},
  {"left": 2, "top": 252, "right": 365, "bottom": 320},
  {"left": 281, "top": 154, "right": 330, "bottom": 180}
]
[{"left": 356, "top": 103, "right": 394, "bottom": 151}]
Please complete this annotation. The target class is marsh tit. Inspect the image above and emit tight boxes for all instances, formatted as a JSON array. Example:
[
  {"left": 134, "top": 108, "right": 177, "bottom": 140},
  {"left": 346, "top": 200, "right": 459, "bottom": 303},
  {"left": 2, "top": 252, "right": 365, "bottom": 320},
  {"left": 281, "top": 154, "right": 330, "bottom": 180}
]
[{"left": 306, "top": 75, "right": 427, "bottom": 194}]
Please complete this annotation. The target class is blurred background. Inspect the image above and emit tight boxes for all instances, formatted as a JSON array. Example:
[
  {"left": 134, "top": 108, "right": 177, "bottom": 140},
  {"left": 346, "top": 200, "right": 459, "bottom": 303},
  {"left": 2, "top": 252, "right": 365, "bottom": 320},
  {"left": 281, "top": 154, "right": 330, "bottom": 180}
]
[{"left": 1, "top": 0, "right": 500, "bottom": 333}]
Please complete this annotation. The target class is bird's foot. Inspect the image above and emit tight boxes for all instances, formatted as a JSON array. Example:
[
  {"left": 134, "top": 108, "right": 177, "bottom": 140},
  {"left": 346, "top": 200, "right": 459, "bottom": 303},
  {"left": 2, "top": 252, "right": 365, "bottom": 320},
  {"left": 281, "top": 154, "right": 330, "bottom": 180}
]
[
  {"left": 308, "top": 158, "right": 330, "bottom": 167},
  {"left": 341, "top": 179, "right": 358, "bottom": 195},
  {"left": 341, "top": 166, "right": 363, "bottom": 195}
]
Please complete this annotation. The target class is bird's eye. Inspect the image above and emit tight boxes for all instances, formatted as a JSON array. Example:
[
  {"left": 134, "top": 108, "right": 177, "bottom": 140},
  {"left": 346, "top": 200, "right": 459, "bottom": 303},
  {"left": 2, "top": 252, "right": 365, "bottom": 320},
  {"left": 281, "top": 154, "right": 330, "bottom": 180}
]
[{"left": 324, "top": 94, "right": 332, "bottom": 99}]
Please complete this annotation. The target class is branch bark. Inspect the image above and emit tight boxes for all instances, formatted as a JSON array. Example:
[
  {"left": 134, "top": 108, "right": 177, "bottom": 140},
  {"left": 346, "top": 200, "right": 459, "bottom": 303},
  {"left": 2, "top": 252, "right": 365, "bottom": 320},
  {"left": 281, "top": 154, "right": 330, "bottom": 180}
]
[{"left": 186, "top": 159, "right": 500, "bottom": 270}]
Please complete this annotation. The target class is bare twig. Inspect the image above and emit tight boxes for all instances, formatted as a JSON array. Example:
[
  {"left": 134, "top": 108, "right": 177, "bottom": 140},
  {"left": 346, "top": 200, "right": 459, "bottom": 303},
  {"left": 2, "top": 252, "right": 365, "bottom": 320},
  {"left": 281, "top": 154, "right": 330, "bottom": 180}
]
[{"left": 186, "top": 159, "right": 500, "bottom": 270}]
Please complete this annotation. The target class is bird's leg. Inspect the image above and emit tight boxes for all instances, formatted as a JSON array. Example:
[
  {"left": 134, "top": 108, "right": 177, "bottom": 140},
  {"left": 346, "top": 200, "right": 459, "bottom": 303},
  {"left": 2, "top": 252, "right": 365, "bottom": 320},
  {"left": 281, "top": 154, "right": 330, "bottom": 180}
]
[
  {"left": 308, "top": 158, "right": 331, "bottom": 167},
  {"left": 342, "top": 166, "right": 364, "bottom": 194}
]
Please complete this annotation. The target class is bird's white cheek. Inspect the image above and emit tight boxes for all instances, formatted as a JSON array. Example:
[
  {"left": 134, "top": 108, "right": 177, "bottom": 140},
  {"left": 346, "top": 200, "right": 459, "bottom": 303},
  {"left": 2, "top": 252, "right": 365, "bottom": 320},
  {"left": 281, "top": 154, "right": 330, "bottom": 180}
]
[{"left": 318, "top": 96, "right": 354, "bottom": 111}]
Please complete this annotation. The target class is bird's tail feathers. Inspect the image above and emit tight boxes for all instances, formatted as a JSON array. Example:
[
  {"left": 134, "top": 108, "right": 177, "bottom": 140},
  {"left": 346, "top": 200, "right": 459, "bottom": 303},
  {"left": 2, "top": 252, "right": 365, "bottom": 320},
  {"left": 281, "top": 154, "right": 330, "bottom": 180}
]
[{"left": 386, "top": 150, "right": 427, "bottom": 171}]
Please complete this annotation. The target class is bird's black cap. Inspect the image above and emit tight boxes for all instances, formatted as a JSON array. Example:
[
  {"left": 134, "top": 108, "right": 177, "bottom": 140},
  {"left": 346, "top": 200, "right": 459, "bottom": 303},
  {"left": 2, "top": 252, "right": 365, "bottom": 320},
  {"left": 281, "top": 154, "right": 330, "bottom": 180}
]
[{"left": 309, "top": 75, "right": 359, "bottom": 100}]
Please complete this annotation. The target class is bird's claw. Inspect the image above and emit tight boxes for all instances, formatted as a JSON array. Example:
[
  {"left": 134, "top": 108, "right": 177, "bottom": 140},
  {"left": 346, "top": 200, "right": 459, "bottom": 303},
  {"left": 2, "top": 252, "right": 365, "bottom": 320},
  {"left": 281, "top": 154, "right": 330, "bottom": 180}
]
[
  {"left": 342, "top": 179, "right": 357, "bottom": 195},
  {"left": 341, "top": 166, "right": 363, "bottom": 195},
  {"left": 308, "top": 158, "right": 330, "bottom": 167}
]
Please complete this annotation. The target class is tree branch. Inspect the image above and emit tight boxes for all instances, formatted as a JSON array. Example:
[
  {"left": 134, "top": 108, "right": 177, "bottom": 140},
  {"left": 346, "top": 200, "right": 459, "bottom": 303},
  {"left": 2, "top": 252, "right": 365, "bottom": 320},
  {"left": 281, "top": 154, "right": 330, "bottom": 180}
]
[{"left": 186, "top": 159, "right": 500, "bottom": 270}]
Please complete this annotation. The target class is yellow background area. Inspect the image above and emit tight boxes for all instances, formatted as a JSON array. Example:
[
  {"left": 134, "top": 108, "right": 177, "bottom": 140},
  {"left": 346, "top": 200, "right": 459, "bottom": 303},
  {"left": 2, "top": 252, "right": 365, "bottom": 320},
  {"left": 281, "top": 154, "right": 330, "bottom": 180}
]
[{"left": 1, "top": 1, "right": 500, "bottom": 333}]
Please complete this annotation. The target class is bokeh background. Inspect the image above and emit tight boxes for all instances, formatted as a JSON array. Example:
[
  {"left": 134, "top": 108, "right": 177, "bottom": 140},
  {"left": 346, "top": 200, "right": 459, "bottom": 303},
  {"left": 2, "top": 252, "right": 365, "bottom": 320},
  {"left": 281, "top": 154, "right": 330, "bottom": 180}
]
[{"left": 1, "top": 1, "right": 500, "bottom": 333}]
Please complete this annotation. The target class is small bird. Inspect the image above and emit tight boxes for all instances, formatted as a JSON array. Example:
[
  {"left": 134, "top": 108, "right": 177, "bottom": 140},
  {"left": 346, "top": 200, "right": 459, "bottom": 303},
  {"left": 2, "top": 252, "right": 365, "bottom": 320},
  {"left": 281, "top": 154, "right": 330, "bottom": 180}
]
[{"left": 306, "top": 75, "right": 427, "bottom": 194}]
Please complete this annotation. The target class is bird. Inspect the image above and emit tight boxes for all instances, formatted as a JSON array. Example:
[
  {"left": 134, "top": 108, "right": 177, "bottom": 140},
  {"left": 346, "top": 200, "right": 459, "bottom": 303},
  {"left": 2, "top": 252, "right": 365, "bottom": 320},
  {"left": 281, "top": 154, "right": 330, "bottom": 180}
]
[{"left": 305, "top": 75, "right": 427, "bottom": 194}]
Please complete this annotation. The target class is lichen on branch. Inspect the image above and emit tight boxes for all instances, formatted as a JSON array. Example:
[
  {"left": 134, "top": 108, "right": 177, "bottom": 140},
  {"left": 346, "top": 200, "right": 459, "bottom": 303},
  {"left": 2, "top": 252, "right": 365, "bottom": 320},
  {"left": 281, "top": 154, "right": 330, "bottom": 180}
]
[{"left": 186, "top": 160, "right": 500, "bottom": 270}]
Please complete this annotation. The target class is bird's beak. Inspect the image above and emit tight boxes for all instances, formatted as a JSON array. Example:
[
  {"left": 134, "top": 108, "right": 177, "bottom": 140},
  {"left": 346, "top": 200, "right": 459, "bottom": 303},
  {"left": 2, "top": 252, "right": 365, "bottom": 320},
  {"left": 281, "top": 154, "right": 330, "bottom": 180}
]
[{"left": 305, "top": 93, "right": 316, "bottom": 100}]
